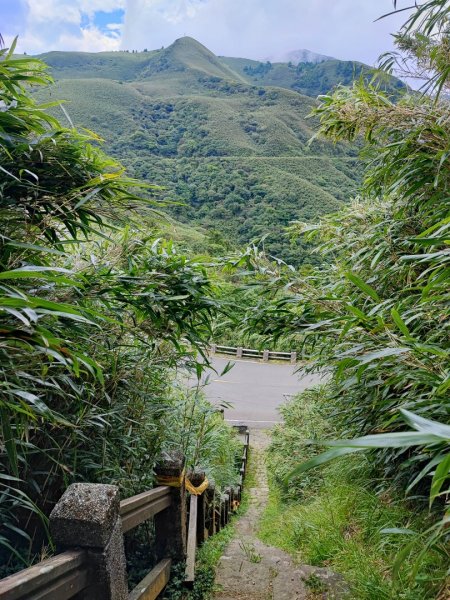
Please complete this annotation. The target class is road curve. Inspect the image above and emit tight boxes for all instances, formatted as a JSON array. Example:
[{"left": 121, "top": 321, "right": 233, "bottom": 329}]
[{"left": 201, "top": 356, "right": 323, "bottom": 429}]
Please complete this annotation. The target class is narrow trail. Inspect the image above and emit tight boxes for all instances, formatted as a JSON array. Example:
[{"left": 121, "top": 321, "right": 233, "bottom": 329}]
[{"left": 213, "top": 430, "right": 347, "bottom": 600}]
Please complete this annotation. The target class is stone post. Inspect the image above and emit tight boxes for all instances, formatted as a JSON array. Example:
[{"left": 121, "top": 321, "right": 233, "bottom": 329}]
[
  {"left": 50, "top": 483, "right": 127, "bottom": 600},
  {"left": 210, "top": 343, "right": 217, "bottom": 355},
  {"left": 262, "top": 349, "right": 269, "bottom": 362},
  {"left": 290, "top": 351, "right": 297, "bottom": 364},
  {"left": 236, "top": 347, "right": 243, "bottom": 359},
  {"left": 154, "top": 452, "right": 187, "bottom": 562}
]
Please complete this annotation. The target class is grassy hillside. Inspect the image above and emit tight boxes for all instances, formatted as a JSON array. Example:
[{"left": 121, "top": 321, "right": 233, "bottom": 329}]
[
  {"left": 222, "top": 56, "right": 406, "bottom": 97},
  {"left": 38, "top": 49, "right": 158, "bottom": 80},
  {"left": 35, "top": 37, "right": 377, "bottom": 263}
]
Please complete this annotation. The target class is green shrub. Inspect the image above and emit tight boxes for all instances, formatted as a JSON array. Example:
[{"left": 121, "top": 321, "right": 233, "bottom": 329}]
[{"left": 0, "top": 41, "right": 224, "bottom": 573}]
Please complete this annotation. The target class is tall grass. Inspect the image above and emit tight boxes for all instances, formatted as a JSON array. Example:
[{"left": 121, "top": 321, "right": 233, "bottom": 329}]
[{"left": 260, "top": 389, "right": 447, "bottom": 600}]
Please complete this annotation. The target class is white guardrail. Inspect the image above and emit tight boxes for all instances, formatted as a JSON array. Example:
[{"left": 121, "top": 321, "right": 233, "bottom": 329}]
[{"left": 211, "top": 344, "right": 297, "bottom": 364}]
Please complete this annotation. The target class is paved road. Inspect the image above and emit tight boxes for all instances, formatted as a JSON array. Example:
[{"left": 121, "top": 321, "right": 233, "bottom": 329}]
[{"left": 198, "top": 357, "right": 323, "bottom": 428}]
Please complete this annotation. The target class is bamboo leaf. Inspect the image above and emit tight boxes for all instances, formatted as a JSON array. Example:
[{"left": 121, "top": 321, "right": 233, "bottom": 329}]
[{"left": 345, "top": 272, "right": 381, "bottom": 302}]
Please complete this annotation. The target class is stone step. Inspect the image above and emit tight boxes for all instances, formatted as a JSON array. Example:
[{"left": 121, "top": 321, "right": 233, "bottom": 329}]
[{"left": 213, "top": 430, "right": 347, "bottom": 600}]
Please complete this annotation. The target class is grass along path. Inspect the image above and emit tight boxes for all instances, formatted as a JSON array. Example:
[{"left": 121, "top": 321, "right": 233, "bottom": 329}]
[
  {"left": 259, "top": 389, "right": 448, "bottom": 600},
  {"left": 213, "top": 430, "right": 347, "bottom": 600}
]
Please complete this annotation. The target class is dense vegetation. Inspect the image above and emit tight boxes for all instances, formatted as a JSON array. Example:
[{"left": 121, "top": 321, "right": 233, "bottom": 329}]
[
  {"left": 31, "top": 36, "right": 395, "bottom": 265},
  {"left": 232, "top": 1, "right": 449, "bottom": 595},
  {"left": 0, "top": 40, "right": 240, "bottom": 578},
  {"left": 2, "top": 2, "right": 448, "bottom": 597},
  {"left": 262, "top": 388, "right": 447, "bottom": 599},
  {"left": 224, "top": 55, "right": 406, "bottom": 98}
]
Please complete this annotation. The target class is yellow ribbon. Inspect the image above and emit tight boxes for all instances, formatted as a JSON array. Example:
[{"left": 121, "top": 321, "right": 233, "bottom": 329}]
[
  {"left": 156, "top": 469, "right": 209, "bottom": 496},
  {"left": 185, "top": 477, "right": 209, "bottom": 496},
  {"left": 156, "top": 468, "right": 185, "bottom": 488}
]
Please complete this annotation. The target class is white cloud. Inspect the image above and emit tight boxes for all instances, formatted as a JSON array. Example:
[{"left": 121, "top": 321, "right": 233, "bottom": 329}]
[
  {"left": 107, "top": 23, "right": 124, "bottom": 31},
  {"left": 59, "top": 26, "right": 122, "bottom": 52},
  {"left": 10, "top": 0, "right": 413, "bottom": 62},
  {"left": 78, "top": 0, "right": 126, "bottom": 18},
  {"left": 15, "top": 0, "right": 125, "bottom": 54},
  {"left": 122, "top": 0, "right": 409, "bottom": 65},
  {"left": 26, "top": 0, "right": 81, "bottom": 25},
  {"left": 24, "top": 0, "right": 125, "bottom": 21}
]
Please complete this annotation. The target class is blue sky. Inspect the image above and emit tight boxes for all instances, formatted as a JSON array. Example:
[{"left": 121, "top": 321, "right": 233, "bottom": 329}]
[{"left": 2, "top": 1, "right": 409, "bottom": 65}]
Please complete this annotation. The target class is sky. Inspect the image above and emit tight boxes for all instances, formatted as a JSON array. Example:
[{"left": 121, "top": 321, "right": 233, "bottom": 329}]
[{"left": 1, "top": 0, "right": 410, "bottom": 65}]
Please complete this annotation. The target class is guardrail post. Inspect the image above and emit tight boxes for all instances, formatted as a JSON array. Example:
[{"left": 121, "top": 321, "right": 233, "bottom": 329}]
[
  {"left": 50, "top": 483, "right": 127, "bottom": 600},
  {"left": 215, "top": 501, "right": 222, "bottom": 532},
  {"left": 236, "top": 347, "right": 243, "bottom": 358},
  {"left": 210, "top": 343, "right": 217, "bottom": 355},
  {"left": 206, "top": 484, "right": 216, "bottom": 536},
  {"left": 224, "top": 487, "right": 232, "bottom": 523},
  {"left": 262, "top": 349, "right": 269, "bottom": 362},
  {"left": 290, "top": 351, "right": 297, "bottom": 364},
  {"left": 220, "top": 493, "right": 228, "bottom": 527},
  {"left": 155, "top": 452, "right": 187, "bottom": 562},
  {"left": 233, "top": 485, "right": 241, "bottom": 508}
]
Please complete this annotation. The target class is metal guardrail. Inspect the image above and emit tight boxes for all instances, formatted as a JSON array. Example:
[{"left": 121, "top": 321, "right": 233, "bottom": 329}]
[{"left": 211, "top": 344, "right": 297, "bottom": 364}]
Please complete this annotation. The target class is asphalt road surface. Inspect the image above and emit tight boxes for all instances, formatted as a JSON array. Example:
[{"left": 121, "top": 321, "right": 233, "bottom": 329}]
[{"left": 200, "top": 356, "right": 324, "bottom": 429}]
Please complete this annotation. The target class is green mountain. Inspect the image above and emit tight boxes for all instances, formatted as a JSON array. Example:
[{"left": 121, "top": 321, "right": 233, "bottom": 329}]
[
  {"left": 35, "top": 37, "right": 402, "bottom": 263},
  {"left": 221, "top": 56, "right": 406, "bottom": 98}
]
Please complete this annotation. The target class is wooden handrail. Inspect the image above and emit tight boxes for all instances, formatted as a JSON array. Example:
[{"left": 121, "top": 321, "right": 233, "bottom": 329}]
[
  {"left": 0, "top": 550, "right": 88, "bottom": 600},
  {"left": 0, "top": 430, "right": 250, "bottom": 600},
  {"left": 128, "top": 559, "right": 172, "bottom": 600},
  {"left": 120, "top": 486, "right": 172, "bottom": 533}
]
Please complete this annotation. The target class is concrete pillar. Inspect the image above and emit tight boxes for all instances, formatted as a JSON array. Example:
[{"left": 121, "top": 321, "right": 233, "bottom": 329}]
[
  {"left": 154, "top": 452, "right": 187, "bottom": 562},
  {"left": 50, "top": 483, "right": 127, "bottom": 600},
  {"left": 236, "top": 347, "right": 243, "bottom": 358},
  {"left": 262, "top": 349, "right": 269, "bottom": 362},
  {"left": 210, "top": 343, "right": 217, "bottom": 355},
  {"left": 290, "top": 351, "right": 297, "bottom": 364}
]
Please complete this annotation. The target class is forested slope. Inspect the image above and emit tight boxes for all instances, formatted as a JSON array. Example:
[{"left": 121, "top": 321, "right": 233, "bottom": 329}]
[{"left": 33, "top": 36, "right": 384, "bottom": 264}]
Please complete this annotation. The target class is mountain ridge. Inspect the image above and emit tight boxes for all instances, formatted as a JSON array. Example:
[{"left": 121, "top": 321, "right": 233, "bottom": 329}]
[
  {"left": 34, "top": 36, "right": 402, "bottom": 263},
  {"left": 37, "top": 36, "right": 405, "bottom": 99}
]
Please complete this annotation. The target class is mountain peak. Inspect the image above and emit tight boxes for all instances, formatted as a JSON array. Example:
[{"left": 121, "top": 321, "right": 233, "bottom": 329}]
[
  {"left": 265, "top": 48, "right": 334, "bottom": 65},
  {"left": 141, "top": 36, "right": 245, "bottom": 81}
]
